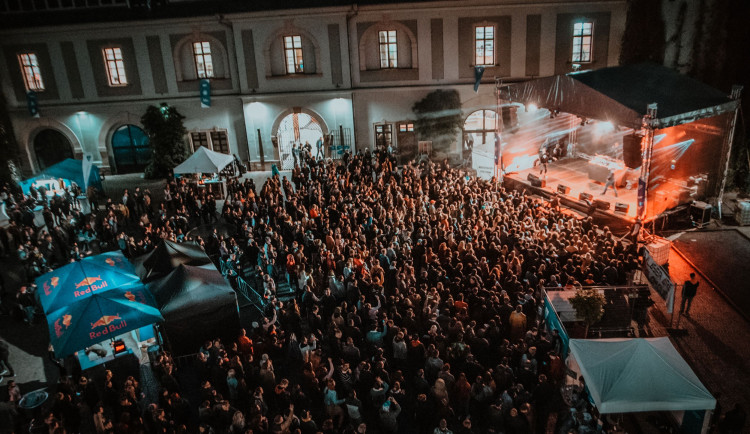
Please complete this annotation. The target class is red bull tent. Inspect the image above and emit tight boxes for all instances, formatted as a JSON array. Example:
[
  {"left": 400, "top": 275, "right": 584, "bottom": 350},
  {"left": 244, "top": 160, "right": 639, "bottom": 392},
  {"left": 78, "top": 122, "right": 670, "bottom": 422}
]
[{"left": 37, "top": 252, "right": 164, "bottom": 357}]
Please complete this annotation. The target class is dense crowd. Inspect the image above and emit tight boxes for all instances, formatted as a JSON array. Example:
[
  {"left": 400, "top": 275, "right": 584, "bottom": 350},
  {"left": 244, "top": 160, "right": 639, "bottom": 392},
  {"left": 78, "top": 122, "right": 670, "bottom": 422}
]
[{"left": 0, "top": 147, "right": 649, "bottom": 434}]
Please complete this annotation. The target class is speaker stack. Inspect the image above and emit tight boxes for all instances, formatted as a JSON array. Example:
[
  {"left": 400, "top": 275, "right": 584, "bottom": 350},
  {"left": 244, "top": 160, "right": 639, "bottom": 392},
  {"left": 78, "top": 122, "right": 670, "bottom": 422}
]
[
  {"left": 623, "top": 134, "right": 642, "bottom": 169},
  {"left": 557, "top": 184, "right": 571, "bottom": 195},
  {"left": 594, "top": 199, "right": 611, "bottom": 211},
  {"left": 614, "top": 202, "right": 630, "bottom": 214},
  {"left": 579, "top": 192, "right": 593, "bottom": 202}
]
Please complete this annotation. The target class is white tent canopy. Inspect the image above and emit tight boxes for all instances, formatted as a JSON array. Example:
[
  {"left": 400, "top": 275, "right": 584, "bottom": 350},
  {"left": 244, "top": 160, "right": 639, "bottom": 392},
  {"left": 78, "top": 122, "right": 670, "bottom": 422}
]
[
  {"left": 568, "top": 338, "right": 715, "bottom": 414},
  {"left": 173, "top": 147, "right": 234, "bottom": 175}
]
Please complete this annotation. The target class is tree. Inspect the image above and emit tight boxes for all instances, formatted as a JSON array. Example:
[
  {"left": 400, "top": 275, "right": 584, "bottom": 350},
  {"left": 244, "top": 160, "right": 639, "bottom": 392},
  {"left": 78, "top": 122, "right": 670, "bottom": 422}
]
[
  {"left": 141, "top": 104, "right": 189, "bottom": 178},
  {"left": 412, "top": 89, "right": 463, "bottom": 156},
  {"left": 619, "top": 0, "right": 665, "bottom": 66},
  {"left": 569, "top": 288, "right": 606, "bottom": 338}
]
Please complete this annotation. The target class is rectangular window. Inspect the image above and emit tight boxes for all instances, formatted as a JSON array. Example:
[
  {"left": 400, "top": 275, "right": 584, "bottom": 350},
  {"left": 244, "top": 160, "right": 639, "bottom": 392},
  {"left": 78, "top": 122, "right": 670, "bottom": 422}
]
[
  {"left": 283, "top": 35, "right": 304, "bottom": 74},
  {"left": 475, "top": 26, "right": 495, "bottom": 66},
  {"left": 193, "top": 41, "right": 214, "bottom": 79},
  {"left": 378, "top": 30, "right": 398, "bottom": 69},
  {"left": 398, "top": 123, "right": 414, "bottom": 132},
  {"left": 190, "top": 132, "right": 209, "bottom": 151},
  {"left": 18, "top": 53, "right": 44, "bottom": 91},
  {"left": 210, "top": 131, "right": 230, "bottom": 154},
  {"left": 102, "top": 47, "right": 127, "bottom": 86},
  {"left": 375, "top": 124, "right": 393, "bottom": 148},
  {"left": 572, "top": 21, "right": 593, "bottom": 63}
]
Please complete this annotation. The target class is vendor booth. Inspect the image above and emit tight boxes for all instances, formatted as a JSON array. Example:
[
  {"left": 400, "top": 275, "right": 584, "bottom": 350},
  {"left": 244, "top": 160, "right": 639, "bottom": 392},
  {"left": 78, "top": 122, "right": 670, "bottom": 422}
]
[
  {"left": 37, "top": 252, "right": 163, "bottom": 368},
  {"left": 20, "top": 158, "right": 102, "bottom": 214},
  {"left": 148, "top": 264, "right": 239, "bottom": 356},
  {"left": 567, "top": 338, "right": 716, "bottom": 434},
  {"left": 173, "top": 147, "right": 234, "bottom": 199},
  {"left": 133, "top": 239, "right": 213, "bottom": 282},
  {"left": 501, "top": 64, "right": 741, "bottom": 222}
]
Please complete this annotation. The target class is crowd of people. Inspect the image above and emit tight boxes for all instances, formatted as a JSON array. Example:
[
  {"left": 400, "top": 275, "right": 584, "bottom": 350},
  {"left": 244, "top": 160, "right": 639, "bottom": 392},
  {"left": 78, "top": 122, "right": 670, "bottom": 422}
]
[{"left": 0, "top": 145, "right": 727, "bottom": 434}]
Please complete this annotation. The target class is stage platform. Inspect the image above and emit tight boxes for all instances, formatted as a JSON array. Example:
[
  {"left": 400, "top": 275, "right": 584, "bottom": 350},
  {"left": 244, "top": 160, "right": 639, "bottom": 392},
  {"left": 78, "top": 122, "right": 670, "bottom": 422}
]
[{"left": 504, "top": 158, "right": 637, "bottom": 232}]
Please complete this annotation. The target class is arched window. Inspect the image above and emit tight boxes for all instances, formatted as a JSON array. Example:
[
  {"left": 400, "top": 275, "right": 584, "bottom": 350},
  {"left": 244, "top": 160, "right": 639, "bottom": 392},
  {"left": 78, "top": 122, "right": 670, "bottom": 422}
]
[
  {"left": 359, "top": 21, "right": 418, "bottom": 71},
  {"left": 34, "top": 129, "right": 73, "bottom": 170},
  {"left": 111, "top": 124, "right": 150, "bottom": 173},
  {"left": 464, "top": 109, "right": 498, "bottom": 147},
  {"left": 276, "top": 112, "right": 323, "bottom": 169},
  {"left": 264, "top": 27, "right": 320, "bottom": 77},
  {"left": 173, "top": 34, "right": 230, "bottom": 82}
]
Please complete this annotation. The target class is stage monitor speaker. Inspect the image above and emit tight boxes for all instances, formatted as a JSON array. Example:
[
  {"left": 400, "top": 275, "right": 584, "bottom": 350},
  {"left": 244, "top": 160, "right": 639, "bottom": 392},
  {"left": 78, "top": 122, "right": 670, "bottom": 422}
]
[
  {"left": 623, "top": 134, "right": 642, "bottom": 169},
  {"left": 527, "top": 173, "right": 546, "bottom": 187},
  {"left": 579, "top": 192, "right": 593, "bottom": 202},
  {"left": 557, "top": 184, "right": 571, "bottom": 195},
  {"left": 594, "top": 199, "right": 611, "bottom": 210},
  {"left": 614, "top": 202, "right": 629, "bottom": 214}
]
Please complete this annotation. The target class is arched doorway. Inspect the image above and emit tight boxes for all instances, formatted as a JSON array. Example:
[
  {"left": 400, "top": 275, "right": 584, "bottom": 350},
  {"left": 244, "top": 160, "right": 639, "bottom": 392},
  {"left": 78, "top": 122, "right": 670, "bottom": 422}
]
[
  {"left": 111, "top": 124, "right": 150, "bottom": 173},
  {"left": 34, "top": 129, "right": 74, "bottom": 170},
  {"left": 276, "top": 112, "right": 324, "bottom": 169},
  {"left": 463, "top": 109, "right": 498, "bottom": 149}
]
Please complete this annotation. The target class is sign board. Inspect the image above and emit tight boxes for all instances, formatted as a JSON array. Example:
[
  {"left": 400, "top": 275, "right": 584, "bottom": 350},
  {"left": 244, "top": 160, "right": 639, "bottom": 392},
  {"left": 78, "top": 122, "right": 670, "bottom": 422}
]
[{"left": 642, "top": 248, "right": 675, "bottom": 313}]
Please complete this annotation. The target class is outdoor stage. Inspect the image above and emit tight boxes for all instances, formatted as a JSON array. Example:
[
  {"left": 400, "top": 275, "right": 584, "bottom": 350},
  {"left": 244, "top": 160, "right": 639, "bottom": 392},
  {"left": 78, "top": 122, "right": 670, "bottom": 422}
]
[{"left": 503, "top": 157, "right": 638, "bottom": 230}]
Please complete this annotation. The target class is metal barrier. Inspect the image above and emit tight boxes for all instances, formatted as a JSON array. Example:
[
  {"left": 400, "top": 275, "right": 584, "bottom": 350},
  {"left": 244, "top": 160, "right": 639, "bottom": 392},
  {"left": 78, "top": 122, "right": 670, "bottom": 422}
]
[{"left": 221, "top": 258, "right": 267, "bottom": 309}]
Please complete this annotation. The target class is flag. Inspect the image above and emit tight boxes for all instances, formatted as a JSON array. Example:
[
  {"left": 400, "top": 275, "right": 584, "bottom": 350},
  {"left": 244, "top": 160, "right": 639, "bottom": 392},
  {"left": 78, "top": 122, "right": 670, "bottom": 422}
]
[
  {"left": 473, "top": 66, "right": 485, "bottom": 92},
  {"left": 200, "top": 79, "right": 211, "bottom": 108},
  {"left": 637, "top": 178, "right": 647, "bottom": 218},
  {"left": 27, "top": 91, "right": 39, "bottom": 117}
]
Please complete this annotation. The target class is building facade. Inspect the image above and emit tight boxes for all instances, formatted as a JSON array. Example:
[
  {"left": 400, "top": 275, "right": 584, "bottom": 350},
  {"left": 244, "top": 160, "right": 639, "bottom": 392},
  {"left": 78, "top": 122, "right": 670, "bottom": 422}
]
[{"left": 0, "top": 0, "right": 626, "bottom": 174}]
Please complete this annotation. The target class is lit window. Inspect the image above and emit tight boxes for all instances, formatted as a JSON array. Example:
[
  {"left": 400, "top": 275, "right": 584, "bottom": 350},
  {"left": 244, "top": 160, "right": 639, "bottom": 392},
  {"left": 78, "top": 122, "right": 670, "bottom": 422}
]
[
  {"left": 193, "top": 41, "right": 214, "bottom": 79},
  {"left": 379, "top": 30, "right": 398, "bottom": 69},
  {"left": 103, "top": 47, "right": 127, "bottom": 86},
  {"left": 210, "top": 131, "right": 230, "bottom": 154},
  {"left": 283, "top": 35, "right": 304, "bottom": 74},
  {"left": 572, "top": 21, "right": 593, "bottom": 63},
  {"left": 18, "top": 53, "right": 44, "bottom": 91},
  {"left": 398, "top": 123, "right": 414, "bottom": 132},
  {"left": 475, "top": 26, "right": 495, "bottom": 66},
  {"left": 375, "top": 124, "right": 393, "bottom": 148}
]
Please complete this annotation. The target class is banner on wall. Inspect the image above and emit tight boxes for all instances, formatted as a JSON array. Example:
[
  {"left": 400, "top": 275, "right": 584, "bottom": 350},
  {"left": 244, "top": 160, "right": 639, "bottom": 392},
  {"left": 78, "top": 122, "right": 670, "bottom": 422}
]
[
  {"left": 27, "top": 91, "right": 39, "bottom": 117},
  {"left": 200, "top": 79, "right": 211, "bottom": 108},
  {"left": 473, "top": 66, "right": 485, "bottom": 92}
]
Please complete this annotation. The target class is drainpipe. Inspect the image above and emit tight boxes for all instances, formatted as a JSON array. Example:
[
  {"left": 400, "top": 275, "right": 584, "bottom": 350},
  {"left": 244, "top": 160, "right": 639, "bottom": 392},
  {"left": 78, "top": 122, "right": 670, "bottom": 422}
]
[{"left": 345, "top": 5, "right": 358, "bottom": 151}]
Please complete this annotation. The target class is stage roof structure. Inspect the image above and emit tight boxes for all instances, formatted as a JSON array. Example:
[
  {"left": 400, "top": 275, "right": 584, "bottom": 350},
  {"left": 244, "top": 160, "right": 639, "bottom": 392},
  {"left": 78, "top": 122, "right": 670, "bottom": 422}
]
[
  {"left": 568, "top": 338, "right": 716, "bottom": 414},
  {"left": 506, "top": 64, "right": 738, "bottom": 129}
]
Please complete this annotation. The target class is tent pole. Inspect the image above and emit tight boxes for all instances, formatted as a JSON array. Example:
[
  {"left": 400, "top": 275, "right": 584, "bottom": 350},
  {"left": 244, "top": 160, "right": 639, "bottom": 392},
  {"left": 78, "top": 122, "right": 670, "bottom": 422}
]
[{"left": 717, "top": 85, "right": 743, "bottom": 220}]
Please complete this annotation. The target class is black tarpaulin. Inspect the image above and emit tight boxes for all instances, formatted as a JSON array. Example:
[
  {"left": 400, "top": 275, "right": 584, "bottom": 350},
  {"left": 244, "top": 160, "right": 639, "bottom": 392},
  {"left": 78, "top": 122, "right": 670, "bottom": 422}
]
[
  {"left": 506, "top": 64, "right": 737, "bottom": 128},
  {"left": 134, "top": 240, "right": 213, "bottom": 282},
  {"left": 147, "top": 264, "right": 239, "bottom": 355}
]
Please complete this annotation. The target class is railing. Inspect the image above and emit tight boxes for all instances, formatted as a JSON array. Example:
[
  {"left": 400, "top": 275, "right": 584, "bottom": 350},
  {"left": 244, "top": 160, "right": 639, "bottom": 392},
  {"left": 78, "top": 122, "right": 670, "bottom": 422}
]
[{"left": 220, "top": 258, "right": 267, "bottom": 309}]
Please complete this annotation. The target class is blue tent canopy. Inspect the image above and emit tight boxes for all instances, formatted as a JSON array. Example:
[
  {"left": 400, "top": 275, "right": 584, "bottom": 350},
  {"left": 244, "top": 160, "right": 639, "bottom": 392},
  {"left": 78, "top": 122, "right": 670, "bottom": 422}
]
[
  {"left": 47, "top": 285, "right": 163, "bottom": 358},
  {"left": 20, "top": 158, "right": 102, "bottom": 194},
  {"left": 36, "top": 251, "right": 140, "bottom": 314}
]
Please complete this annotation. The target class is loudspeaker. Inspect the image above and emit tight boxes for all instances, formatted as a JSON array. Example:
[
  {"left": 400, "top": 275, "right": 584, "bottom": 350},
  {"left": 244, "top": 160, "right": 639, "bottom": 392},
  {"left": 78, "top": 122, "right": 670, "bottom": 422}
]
[
  {"left": 623, "top": 134, "right": 642, "bottom": 169},
  {"left": 502, "top": 106, "right": 519, "bottom": 129},
  {"left": 527, "top": 173, "right": 546, "bottom": 187},
  {"left": 594, "top": 199, "right": 611, "bottom": 210},
  {"left": 614, "top": 202, "right": 630, "bottom": 214},
  {"left": 557, "top": 184, "right": 571, "bottom": 195},
  {"left": 579, "top": 192, "right": 593, "bottom": 202}
]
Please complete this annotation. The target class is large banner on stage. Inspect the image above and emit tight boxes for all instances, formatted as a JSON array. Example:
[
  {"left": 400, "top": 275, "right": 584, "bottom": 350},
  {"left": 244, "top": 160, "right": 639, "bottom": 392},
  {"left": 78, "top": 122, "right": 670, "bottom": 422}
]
[
  {"left": 472, "top": 146, "right": 495, "bottom": 180},
  {"left": 642, "top": 248, "right": 674, "bottom": 313}
]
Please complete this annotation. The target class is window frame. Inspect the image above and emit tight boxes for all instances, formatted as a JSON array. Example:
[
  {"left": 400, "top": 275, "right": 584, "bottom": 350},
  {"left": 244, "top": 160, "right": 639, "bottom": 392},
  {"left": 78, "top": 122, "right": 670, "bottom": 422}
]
[
  {"left": 188, "top": 129, "right": 230, "bottom": 154},
  {"left": 474, "top": 25, "right": 495, "bottom": 67},
  {"left": 375, "top": 124, "right": 393, "bottom": 148},
  {"left": 283, "top": 35, "right": 304, "bottom": 74},
  {"left": 571, "top": 21, "right": 594, "bottom": 63},
  {"left": 102, "top": 47, "right": 128, "bottom": 86},
  {"left": 378, "top": 30, "right": 398, "bottom": 69},
  {"left": 192, "top": 41, "right": 215, "bottom": 79},
  {"left": 18, "top": 52, "right": 45, "bottom": 92}
]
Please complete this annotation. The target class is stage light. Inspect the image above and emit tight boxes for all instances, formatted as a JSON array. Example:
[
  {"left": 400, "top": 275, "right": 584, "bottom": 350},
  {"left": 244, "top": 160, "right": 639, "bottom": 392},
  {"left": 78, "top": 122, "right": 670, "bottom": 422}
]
[
  {"left": 670, "top": 159, "right": 677, "bottom": 170},
  {"left": 527, "top": 104, "right": 538, "bottom": 113},
  {"left": 594, "top": 121, "right": 614, "bottom": 134}
]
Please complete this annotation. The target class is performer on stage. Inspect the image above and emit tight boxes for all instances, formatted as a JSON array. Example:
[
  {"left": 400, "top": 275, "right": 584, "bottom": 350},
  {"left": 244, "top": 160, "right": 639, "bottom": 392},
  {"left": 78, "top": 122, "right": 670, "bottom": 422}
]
[{"left": 602, "top": 169, "right": 618, "bottom": 197}]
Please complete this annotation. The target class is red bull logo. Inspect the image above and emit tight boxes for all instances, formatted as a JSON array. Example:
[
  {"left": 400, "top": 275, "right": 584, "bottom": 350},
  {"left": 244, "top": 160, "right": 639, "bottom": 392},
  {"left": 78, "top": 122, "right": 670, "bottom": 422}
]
[
  {"left": 105, "top": 258, "right": 115, "bottom": 266},
  {"left": 89, "top": 314, "right": 127, "bottom": 340},
  {"left": 43, "top": 276, "right": 60, "bottom": 296},
  {"left": 73, "top": 276, "right": 108, "bottom": 297},
  {"left": 54, "top": 313, "right": 73, "bottom": 338},
  {"left": 124, "top": 291, "right": 136, "bottom": 302},
  {"left": 76, "top": 276, "right": 102, "bottom": 288}
]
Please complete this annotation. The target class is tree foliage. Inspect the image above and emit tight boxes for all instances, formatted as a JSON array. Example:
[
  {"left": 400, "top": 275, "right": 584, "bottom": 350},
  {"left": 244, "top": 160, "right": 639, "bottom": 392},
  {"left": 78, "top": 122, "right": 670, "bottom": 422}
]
[
  {"left": 570, "top": 288, "right": 606, "bottom": 337},
  {"left": 412, "top": 89, "right": 463, "bottom": 154},
  {"left": 619, "top": 0, "right": 665, "bottom": 65},
  {"left": 141, "top": 104, "right": 189, "bottom": 179}
]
